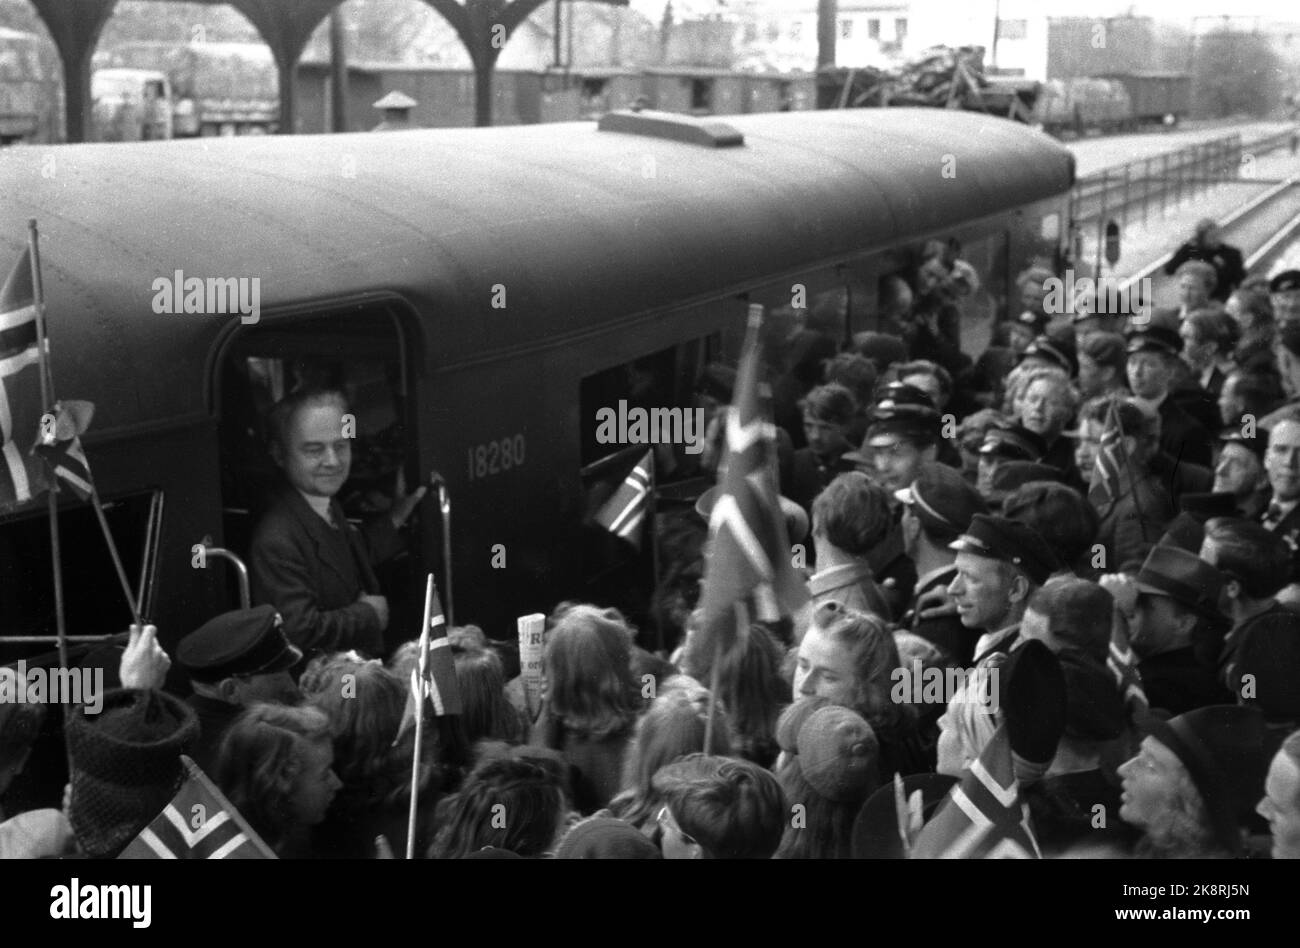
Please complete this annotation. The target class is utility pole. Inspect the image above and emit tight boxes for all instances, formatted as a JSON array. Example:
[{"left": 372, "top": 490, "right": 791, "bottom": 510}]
[{"left": 817, "top": 0, "right": 837, "bottom": 69}]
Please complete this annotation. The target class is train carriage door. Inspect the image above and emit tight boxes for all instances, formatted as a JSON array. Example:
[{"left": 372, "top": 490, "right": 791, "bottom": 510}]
[{"left": 212, "top": 301, "right": 428, "bottom": 653}]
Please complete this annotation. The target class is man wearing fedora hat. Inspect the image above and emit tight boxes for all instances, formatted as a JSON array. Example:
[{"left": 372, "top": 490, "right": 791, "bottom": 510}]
[
  {"left": 1126, "top": 324, "right": 1214, "bottom": 470},
  {"left": 947, "top": 514, "right": 1060, "bottom": 665},
  {"left": 1100, "top": 545, "right": 1232, "bottom": 716}
]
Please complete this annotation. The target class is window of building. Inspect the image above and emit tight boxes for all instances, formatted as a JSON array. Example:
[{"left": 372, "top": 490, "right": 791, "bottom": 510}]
[
  {"left": 868, "top": 19, "right": 880, "bottom": 40},
  {"left": 895, "top": 18, "right": 908, "bottom": 43},
  {"left": 840, "top": 19, "right": 853, "bottom": 40},
  {"left": 790, "top": 21, "right": 803, "bottom": 42}
]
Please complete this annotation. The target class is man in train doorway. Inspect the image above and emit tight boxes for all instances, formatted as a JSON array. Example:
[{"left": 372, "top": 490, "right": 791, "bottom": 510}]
[{"left": 249, "top": 388, "right": 426, "bottom": 660}]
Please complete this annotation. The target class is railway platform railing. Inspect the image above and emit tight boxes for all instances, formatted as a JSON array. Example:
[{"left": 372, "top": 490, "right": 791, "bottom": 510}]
[{"left": 1069, "top": 126, "right": 1300, "bottom": 276}]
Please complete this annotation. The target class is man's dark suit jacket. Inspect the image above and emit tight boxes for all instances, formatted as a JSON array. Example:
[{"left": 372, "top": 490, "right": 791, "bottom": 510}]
[{"left": 250, "top": 485, "right": 401, "bottom": 658}]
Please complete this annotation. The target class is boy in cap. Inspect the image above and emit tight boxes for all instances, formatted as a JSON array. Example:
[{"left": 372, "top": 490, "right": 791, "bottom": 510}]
[
  {"left": 946, "top": 513, "right": 1059, "bottom": 665},
  {"left": 177, "top": 604, "right": 303, "bottom": 775},
  {"left": 1261, "top": 415, "right": 1300, "bottom": 595},
  {"left": 1126, "top": 325, "right": 1214, "bottom": 469},
  {"left": 896, "top": 463, "right": 988, "bottom": 667},
  {"left": 1100, "top": 545, "right": 1232, "bottom": 716}
]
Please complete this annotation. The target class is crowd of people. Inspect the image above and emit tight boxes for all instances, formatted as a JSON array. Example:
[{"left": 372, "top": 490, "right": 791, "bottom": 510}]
[{"left": 4, "top": 223, "right": 1300, "bottom": 860}]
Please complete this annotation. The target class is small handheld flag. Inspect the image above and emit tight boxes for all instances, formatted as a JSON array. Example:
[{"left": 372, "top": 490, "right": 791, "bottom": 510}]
[
  {"left": 395, "top": 574, "right": 462, "bottom": 746},
  {"left": 118, "top": 756, "right": 275, "bottom": 859},
  {"left": 910, "top": 725, "right": 1041, "bottom": 859},
  {"left": 32, "top": 399, "right": 96, "bottom": 501},
  {"left": 593, "top": 449, "right": 654, "bottom": 549}
]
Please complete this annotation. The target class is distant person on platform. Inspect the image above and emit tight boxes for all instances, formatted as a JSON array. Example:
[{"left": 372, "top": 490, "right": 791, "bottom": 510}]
[
  {"left": 1164, "top": 219, "right": 1245, "bottom": 303},
  {"left": 371, "top": 91, "right": 418, "bottom": 132},
  {"left": 250, "top": 388, "right": 426, "bottom": 659}
]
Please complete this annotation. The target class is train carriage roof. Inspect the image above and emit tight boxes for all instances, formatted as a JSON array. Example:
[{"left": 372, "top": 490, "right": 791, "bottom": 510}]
[{"left": 0, "top": 108, "right": 1073, "bottom": 437}]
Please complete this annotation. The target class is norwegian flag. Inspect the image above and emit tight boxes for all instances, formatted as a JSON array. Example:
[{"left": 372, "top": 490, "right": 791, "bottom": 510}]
[
  {"left": 119, "top": 757, "right": 275, "bottom": 859},
  {"left": 695, "top": 304, "right": 808, "bottom": 662},
  {"left": 1107, "top": 617, "right": 1149, "bottom": 717},
  {"left": 911, "top": 725, "right": 1041, "bottom": 859},
  {"left": 33, "top": 400, "right": 96, "bottom": 501},
  {"left": 0, "top": 246, "right": 48, "bottom": 510},
  {"left": 594, "top": 449, "right": 653, "bottom": 549},
  {"left": 1087, "top": 397, "right": 1130, "bottom": 513},
  {"left": 395, "top": 575, "right": 462, "bottom": 744}
]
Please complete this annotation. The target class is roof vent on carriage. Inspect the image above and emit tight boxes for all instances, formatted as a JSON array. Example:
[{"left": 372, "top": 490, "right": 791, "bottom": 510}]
[{"left": 597, "top": 110, "right": 745, "bottom": 148}]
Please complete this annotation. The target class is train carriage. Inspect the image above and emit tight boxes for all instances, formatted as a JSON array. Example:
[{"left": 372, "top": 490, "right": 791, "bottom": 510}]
[{"left": 0, "top": 108, "right": 1074, "bottom": 685}]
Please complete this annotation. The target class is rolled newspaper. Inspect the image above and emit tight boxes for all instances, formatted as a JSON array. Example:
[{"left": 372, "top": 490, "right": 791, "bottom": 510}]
[{"left": 517, "top": 613, "right": 546, "bottom": 719}]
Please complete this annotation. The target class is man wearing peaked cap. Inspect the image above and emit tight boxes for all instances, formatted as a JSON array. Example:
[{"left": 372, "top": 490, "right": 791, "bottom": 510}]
[
  {"left": 976, "top": 423, "right": 1045, "bottom": 499},
  {"left": 1213, "top": 427, "right": 1270, "bottom": 521},
  {"left": 1270, "top": 268, "right": 1300, "bottom": 327},
  {"left": 1126, "top": 324, "right": 1214, "bottom": 470},
  {"left": 1020, "top": 335, "right": 1077, "bottom": 379},
  {"left": 837, "top": 382, "right": 941, "bottom": 496},
  {"left": 1100, "top": 544, "right": 1232, "bottom": 717},
  {"left": 896, "top": 463, "right": 987, "bottom": 667},
  {"left": 946, "top": 514, "right": 1060, "bottom": 666},
  {"left": 177, "top": 604, "right": 303, "bottom": 775}
]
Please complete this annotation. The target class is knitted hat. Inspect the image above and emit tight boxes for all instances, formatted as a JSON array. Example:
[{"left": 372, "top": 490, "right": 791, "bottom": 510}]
[
  {"left": 796, "top": 706, "right": 879, "bottom": 803},
  {"left": 776, "top": 695, "right": 832, "bottom": 754},
  {"left": 554, "top": 817, "right": 662, "bottom": 859},
  {"left": 65, "top": 688, "right": 198, "bottom": 858},
  {"left": 1145, "top": 705, "right": 1268, "bottom": 855}
]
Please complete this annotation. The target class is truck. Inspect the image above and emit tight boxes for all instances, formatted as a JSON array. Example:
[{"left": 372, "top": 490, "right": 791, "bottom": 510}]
[
  {"left": 0, "top": 26, "right": 60, "bottom": 145},
  {"left": 91, "top": 68, "right": 173, "bottom": 141},
  {"left": 93, "top": 41, "right": 278, "bottom": 137}
]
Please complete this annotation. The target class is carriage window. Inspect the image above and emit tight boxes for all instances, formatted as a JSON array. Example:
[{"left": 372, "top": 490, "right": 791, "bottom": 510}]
[
  {"left": 0, "top": 490, "right": 159, "bottom": 666},
  {"left": 579, "top": 334, "right": 719, "bottom": 473},
  {"left": 217, "top": 307, "right": 410, "bottom": 559}
]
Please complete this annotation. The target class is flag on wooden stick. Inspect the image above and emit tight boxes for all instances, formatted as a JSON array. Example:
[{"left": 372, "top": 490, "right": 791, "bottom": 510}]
[
  {"left": 695, "top": 304, "right": 808, "bottom": 664},
  {"left": 395, "top": 575, "right": 462, "bottom": 745}
]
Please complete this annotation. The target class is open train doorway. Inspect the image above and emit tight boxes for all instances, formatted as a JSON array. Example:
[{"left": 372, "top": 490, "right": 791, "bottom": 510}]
[{"left": 213, "top": 301, "right": 428, "bottom": 655}]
